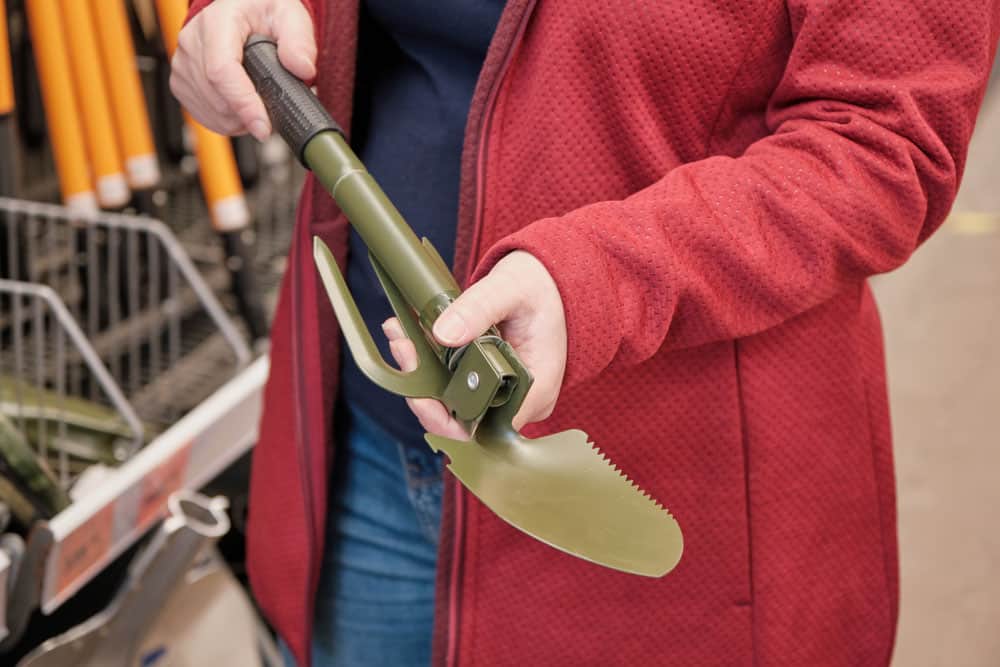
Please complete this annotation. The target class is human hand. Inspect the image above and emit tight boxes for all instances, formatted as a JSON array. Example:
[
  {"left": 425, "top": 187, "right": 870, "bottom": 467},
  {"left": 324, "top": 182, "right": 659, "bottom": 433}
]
[
  {"left": 169, "top": 0, "right": 316, "bottom": 141},
  {"left": 383, "top": 251, "right": 568, "bottom": 440}
]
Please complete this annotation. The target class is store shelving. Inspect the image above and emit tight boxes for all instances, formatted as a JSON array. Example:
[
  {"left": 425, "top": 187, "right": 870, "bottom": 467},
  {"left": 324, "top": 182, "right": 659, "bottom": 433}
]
[
  {"left": 0, "top": 548, "right": 9, "bottom": 641},
  {"left": 38, "top": 355, "right": 268, "bottom": 612}
]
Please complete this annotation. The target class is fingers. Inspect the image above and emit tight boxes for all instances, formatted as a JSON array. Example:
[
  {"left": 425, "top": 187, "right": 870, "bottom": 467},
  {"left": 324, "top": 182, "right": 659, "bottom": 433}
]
[
  {"left": 383, "top": 319, "right": 470, "bottom": 441},
  {"left": 198, "top": 60, "right": 266, "bottom": 138},
  {"left": 432, "top": 266, "right": 523, "bottom": 347},
  {"left": 512, "top": 392, "right": 557, "bottom": 432},
  {"left": 381, "top": 317, "right": 405, "bottom": 341},
  {"left": 383, "top": 319, "right": 418, "bottom": 372},
  {"left": 201, "top": 12, "right": 270, "bottom": 139},
  {"left": 273, "top": 2, "right": 318, "bottom": 82},
  {"left": 405, "top": 397, "right": 470, "bottom": 441},
  {"left": 170, "top": 0, "right": 316, "bottom": 140}
]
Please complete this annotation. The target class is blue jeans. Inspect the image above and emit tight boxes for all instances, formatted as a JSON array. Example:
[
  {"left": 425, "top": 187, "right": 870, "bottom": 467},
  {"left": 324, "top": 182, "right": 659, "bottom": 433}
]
[{"left": 281, "top": 401, "right": 444, "bottom": 667}]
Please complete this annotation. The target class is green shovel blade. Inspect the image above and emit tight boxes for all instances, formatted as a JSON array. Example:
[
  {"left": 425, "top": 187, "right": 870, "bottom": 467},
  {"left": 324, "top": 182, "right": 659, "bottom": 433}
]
[{"left": 427, "top": 427, "right": 684, "bottom": 577}]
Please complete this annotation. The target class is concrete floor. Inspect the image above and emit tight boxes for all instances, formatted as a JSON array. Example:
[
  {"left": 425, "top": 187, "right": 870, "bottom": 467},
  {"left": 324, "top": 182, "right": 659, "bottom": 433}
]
[{"left": 879, "top": 83, "right": 1000, "bottom": 666}]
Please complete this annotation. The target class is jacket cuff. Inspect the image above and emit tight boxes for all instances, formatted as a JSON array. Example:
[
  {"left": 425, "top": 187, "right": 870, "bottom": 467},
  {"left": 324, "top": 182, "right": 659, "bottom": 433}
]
[{"left": 470, "top": 217, "right": 623, "bottom": 392}]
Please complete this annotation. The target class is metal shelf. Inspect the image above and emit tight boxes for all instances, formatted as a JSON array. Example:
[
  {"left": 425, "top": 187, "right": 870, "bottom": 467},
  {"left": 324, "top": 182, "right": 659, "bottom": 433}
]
[
  {"left": 0, "top": 549, "right": 9, "bottom": 642},
  {"left": 36, "top": 355, "right": 268, "bottom": 613},
  {"left": 0, "top": 141, "right": 300, "bottom": 643}
]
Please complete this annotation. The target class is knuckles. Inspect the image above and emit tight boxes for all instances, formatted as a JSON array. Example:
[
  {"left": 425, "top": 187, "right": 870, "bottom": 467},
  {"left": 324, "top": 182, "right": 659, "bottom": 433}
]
[
  {"left": 176, "top": 25, "right": 198, "bottom": 56},
  {"left": 204, "top": 61, "right": 231, "bottom": 89}
]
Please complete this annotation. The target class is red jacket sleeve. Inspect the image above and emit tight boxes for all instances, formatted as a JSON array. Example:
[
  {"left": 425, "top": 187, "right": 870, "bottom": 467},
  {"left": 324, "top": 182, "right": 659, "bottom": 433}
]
[{"left": 474, "top": 0, "right": 1000, "bottom": 391}]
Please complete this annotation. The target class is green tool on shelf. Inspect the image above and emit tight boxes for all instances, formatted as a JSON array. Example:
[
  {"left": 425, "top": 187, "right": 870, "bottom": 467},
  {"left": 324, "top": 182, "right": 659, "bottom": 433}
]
[
  {"left": 0, "top": 376, "right": 155, "bottom": 467},
  {"left": 243, "top": 36, "right": 683, "bottom": 577},
  {"left": 0, "top": 412, "right": 70, "bottom": 527}
]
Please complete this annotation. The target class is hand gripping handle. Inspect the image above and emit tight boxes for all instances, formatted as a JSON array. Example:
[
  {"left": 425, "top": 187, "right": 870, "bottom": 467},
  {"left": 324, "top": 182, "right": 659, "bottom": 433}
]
[{"left": 242, "top": 35, "right": 342, "bottom": 163}]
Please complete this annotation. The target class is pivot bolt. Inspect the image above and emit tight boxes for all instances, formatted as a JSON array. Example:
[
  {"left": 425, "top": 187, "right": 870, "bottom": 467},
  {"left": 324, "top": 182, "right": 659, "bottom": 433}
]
[{"left": 467, "top": 371, "right": 480, "bottom": 391}]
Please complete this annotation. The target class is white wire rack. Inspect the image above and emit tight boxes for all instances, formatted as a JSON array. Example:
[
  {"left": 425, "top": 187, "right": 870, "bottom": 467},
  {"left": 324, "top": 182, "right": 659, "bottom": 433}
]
[
  {"left": 0, "top": 278, "right": 146, "bottom": 478},
  {"left": 0, "top": 201, "right": 251, "bottom": 486},
  {"left": 0, "top": 198, "right": 269, "bottom": 637},
  {"left": 0, "top": 131, "right": 302, "bottom": 645}
]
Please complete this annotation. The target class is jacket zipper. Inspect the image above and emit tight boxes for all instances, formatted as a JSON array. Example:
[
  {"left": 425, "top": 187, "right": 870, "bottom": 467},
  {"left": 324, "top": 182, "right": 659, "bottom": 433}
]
[
  {"left": 297, "top": 4, "right": 334, "bottom": 664},
  {"left": 446, "top": 3, "right": 538, "bottom": 665},
  {"left": 293, "top": 196, "right": 319, "bottom": 667}
]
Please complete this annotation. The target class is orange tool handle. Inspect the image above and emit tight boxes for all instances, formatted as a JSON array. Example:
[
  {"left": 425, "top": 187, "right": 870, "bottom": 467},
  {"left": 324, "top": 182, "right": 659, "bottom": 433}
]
[
  {"left": 187, "top": 121, "right": 251, "bottom": 230},
  {"left": 59, "top": 0, "right": 130, "bottom": 208},
  {"left": 155, "top": 0, "right": 249, "bottom": 231},
  {"left": 0, "top": 0, "right": 16, "bottom": 196},
  {"left": 0, "top": 0, "right": 14, "bottom": 116},
  {"left": 152, "top": 0, "right": 184, "bottom": 55},
  {"left": 89, "top": 0, "right": 160, "bottom": 190},
  {"left": 25, "top": 0, "right": 96, "bottom": 212}
]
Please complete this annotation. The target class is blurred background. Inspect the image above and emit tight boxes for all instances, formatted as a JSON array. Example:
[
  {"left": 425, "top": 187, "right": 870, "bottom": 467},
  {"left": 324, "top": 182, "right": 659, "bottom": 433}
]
[
  {"left": 0, "top": 1, "right": 995, "bottom": 665},
  {"left": 880, "top": 63, "right": 1000, "bottom": 667},
  {"left": 0, "top": 0, "right": 296, "bottom": 664}
]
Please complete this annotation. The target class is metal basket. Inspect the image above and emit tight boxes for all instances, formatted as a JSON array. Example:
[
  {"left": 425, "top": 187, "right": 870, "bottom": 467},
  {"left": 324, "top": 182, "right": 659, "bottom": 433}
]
[{"left": 0, "top": 199, "right": 251, "bottom": 487}]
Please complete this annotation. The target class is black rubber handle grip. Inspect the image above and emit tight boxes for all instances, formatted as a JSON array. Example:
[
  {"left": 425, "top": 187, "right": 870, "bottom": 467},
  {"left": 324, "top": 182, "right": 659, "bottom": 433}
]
[{"left": 243, "top": 35, "right": 342, "bottom": 162}]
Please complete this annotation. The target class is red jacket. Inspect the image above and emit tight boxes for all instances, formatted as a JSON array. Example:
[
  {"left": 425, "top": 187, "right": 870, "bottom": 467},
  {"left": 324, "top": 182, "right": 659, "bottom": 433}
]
[{"left": 187, "top": 2, "right": 997, "bottom": 665}]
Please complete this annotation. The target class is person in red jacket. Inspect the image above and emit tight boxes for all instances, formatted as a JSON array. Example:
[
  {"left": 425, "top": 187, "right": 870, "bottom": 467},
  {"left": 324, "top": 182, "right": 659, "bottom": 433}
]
[{"left": 174, "top": 1, "right": 1000, "bottom": 665}]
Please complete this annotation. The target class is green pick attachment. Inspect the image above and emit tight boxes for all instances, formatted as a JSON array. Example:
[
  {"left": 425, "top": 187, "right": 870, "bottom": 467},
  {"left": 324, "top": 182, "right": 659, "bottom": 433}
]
[
  {"left": 245, "top": 35, "right": 683, "bottom": 576},
  {"left": 313, "top": 239, "right": 450, "bottom": 398}
]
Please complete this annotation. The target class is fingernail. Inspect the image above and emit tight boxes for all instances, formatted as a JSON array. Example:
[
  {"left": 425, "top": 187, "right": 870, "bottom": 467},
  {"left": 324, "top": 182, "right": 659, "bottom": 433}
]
[
  {"left": 381, "top": 319, "right": 400, "bottom": 340},
  {"left": 433, "top": 312, "right": 467, "bottom": 344},
  {"left": 300, "top": 54, "right": 316, "bottom": 77},
  {"left": 249, "top": 119, "right": 269, "bottom": 141}
]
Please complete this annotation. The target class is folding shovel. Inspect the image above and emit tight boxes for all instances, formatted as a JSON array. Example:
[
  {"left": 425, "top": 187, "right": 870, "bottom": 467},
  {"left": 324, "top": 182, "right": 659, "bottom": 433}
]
[{"left": 244, "top": 37, "right": 683, "bottom": 577}]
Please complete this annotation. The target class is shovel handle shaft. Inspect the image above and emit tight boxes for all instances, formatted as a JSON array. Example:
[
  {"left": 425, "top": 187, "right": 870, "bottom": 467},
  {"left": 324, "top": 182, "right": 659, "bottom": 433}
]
[
  {"left": 245, "top": 36, "right": 520, "bottom": 433},
  {"left": 243, "top": 36, "right": 460, "bottom": 324}
]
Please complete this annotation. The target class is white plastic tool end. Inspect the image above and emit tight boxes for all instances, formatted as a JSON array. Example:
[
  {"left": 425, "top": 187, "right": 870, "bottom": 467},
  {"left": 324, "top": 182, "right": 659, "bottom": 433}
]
[
  {"left": 96, "top": 173, "right": 131, "bottom": 208},
  {"left": 64, "top": 191, "right": 99, "bottom": 214},
  {"left": 126, "top": 154, "right": 161, "bottom": 190},
  {"left": 211, "top": 195, "right": 251, "bottom": 231}
]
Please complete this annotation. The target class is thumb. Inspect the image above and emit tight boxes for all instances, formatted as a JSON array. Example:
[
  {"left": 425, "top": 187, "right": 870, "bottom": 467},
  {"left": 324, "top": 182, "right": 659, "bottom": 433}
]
[
  {"left": 432, "top": 270, "right": 521, "bottom": 347},
  {"left": 272, "top": 1, "right": 317, "bottom": 82}
]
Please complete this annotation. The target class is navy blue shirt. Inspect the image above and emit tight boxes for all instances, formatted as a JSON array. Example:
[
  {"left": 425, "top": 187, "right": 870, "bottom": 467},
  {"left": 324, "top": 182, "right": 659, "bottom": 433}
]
[{"left": 340, "top": 1, "right": 505, "bottom": 445}]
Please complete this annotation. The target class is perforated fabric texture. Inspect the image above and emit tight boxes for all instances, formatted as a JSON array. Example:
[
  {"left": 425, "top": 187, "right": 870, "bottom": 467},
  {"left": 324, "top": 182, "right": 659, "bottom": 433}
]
[
  {"left": 185, "top": 0, "right": 999, "bottom": 665},
  {"left": 462, "top": 2, "right": 997, "bottom": 665}
]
